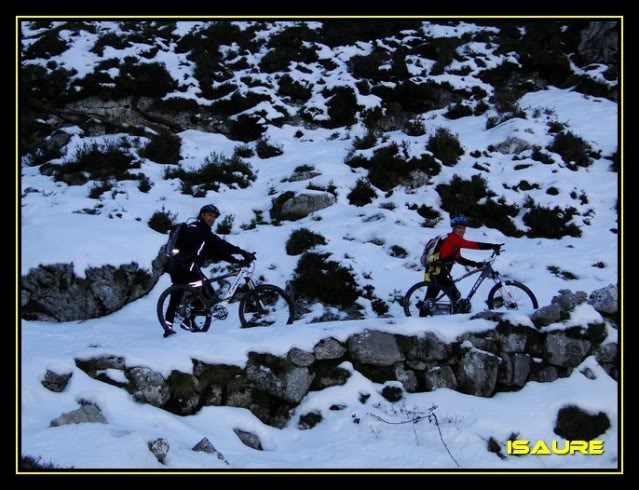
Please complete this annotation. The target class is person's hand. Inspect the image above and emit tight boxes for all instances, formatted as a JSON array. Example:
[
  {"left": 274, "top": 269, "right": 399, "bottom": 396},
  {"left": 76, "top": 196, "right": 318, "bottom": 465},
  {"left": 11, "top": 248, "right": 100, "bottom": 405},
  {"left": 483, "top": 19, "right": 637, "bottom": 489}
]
[
  {"left": 492, "top": 243, "right": 504, "bottom": 253},
  {"left": 241, "top": 251, "right": 257, "bottom": 262}
]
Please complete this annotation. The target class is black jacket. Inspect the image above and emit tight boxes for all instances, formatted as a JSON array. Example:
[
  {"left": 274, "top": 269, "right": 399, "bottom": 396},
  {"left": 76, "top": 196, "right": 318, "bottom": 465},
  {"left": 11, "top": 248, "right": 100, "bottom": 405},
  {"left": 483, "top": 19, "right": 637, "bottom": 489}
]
[{"left": 171, "top": 219, "right": 246, "bottom": 272}]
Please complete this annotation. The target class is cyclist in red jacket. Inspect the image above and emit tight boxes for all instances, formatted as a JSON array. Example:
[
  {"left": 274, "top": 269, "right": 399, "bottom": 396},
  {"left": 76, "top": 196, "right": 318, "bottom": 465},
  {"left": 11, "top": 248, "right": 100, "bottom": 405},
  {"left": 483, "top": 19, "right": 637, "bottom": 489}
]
[{"left": 423, "top": 216, "right": 502, "bottom": 313}]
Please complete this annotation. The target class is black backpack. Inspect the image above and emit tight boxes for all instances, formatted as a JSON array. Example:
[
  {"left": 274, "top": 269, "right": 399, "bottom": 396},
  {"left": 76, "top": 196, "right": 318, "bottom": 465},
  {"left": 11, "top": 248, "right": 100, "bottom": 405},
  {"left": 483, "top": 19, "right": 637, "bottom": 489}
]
[{"left": 165, "top": 222, "right": 187, "bottom": 259}]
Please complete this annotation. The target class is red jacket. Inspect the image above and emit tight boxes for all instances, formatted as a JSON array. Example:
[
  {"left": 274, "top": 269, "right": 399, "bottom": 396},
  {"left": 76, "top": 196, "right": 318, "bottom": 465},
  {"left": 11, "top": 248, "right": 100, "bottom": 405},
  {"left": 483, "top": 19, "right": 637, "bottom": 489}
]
[
  {"left": 438, "top": 232, "right": 493, "bottom": 269},
  {"left": 439, "top": 232, "right": 480, "bottom": 261}
]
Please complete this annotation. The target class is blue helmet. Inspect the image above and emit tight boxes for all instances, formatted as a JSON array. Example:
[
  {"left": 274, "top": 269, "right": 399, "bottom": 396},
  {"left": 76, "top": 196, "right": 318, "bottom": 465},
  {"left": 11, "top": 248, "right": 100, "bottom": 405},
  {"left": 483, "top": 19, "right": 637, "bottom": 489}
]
[
  {"left": 450, "top": 216, "right": 469, "bottom": 227},
  {"left": 199, "top": 204, "right": 220, "bottom": 217}
]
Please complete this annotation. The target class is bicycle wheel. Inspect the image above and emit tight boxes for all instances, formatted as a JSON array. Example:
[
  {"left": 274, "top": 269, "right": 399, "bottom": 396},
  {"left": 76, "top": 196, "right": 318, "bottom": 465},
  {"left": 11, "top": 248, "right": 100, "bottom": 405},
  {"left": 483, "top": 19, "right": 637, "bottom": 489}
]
[
  {"left": 239, "top": 285, "right": 294, "bottom": 328},
  {"left": 156, "top": 284, "right": 213, "bottom": 333},
  {"left": 403, "top": 281, "right": 455, "bottom": 317},
  {"left": 487, "top": 280, "right": 538, "bottom": 312}
]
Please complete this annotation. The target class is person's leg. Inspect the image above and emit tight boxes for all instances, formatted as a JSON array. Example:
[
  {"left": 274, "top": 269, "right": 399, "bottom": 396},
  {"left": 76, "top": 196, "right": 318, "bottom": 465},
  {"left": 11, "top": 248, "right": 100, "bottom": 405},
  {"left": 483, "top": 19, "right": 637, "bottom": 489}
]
[
  {"left": 439, "top": 273, "right": 462, "bottom": 302},
  {"left": 165, "top": 270, "right": 199, "bottom": 331},
  {"left": 422, "top": 280, "right": 442, "bottom": 316}
]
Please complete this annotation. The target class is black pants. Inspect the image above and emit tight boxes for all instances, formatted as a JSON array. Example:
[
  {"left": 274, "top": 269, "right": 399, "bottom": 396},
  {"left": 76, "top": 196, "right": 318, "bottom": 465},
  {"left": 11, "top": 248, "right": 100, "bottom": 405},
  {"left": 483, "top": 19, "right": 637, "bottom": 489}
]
[
  {"left": 425, "top": 272, "right": 462, "bottom": 302},
  {"left": 164, "top": 268, "right": 202, "bottom": 329}
]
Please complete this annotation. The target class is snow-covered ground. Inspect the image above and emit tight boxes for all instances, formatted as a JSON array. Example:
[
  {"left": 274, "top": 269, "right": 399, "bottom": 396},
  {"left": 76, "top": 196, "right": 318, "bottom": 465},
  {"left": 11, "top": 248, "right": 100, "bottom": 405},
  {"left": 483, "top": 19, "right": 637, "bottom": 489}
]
[{"left": 20, "top": 20, "right": 620, "bottom": 470}]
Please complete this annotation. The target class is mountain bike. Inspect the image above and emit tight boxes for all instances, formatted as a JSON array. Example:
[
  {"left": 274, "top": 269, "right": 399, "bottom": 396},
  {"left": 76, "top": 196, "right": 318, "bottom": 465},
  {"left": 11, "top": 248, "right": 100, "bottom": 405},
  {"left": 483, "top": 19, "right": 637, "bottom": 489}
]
[
  {"left": 157, "top": 260, "right": 294, "bottom": 335},
  {"left": 403, "top": 247, "right": 538, "bottom": 317}
]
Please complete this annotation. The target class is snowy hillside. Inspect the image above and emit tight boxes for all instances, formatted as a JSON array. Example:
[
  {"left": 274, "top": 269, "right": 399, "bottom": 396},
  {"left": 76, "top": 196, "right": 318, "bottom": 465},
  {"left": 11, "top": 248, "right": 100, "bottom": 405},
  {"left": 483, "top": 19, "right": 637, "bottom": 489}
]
[{"left": 19, "top": 19, "right": 620, "bottom": 471}]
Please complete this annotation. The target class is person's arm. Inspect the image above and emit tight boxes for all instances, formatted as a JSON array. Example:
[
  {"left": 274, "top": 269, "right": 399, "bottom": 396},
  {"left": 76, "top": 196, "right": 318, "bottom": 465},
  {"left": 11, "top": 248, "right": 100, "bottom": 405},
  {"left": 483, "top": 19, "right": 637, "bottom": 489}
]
[{"left": 205, "top": 233, "right": 245, "bottom": 263}]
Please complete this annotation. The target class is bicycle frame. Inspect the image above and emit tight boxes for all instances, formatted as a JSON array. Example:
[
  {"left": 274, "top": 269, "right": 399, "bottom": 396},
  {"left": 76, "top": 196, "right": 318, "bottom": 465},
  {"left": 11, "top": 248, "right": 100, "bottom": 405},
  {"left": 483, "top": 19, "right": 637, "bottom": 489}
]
[
  {"left": 431, "top": 251, "right": 504, "bottom": 303},
  {"left": 187, "top": 262, "right": 264, "bottom": 308}
]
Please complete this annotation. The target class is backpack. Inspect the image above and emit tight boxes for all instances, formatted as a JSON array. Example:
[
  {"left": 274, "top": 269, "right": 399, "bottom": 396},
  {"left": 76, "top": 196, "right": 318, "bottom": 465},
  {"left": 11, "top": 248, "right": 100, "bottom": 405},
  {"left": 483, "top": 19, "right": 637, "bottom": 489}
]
[
  {"left": 420, "top": 235, "right": 446, "bottom": 268},
  {"left": 165, "top": 222, "right": 187, "bottom": 259}
]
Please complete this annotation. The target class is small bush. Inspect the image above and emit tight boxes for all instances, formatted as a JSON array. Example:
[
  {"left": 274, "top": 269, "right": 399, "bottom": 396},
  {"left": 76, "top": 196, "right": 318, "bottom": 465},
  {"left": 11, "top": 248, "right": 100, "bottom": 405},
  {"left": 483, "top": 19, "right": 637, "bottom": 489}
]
[
  {"left": 286, "top": 228, "right": 328, "bottom": 255},
  {"left": 295, "top": 164, "right": 315, "bottom": 173},
  {"left": 140, "top": 132, "right": 182, "bottom": 164},
  {"left": 228, "top": 115, "right": 266, "bottom": 142},
  {"left": 164, "top": 153, "right": 256, "bottom": 194},
  {"left": 523, "top": 204, "right": 581, "bottom": 238},
  {"left": 403, "top": 117, "right": 427, "bottom": 137},
  {"left": 474, "top": 100, "right": 490, "bottom": 115},
  {"left": 148, "top": 206, "right": 178, "bottom": 234},
  {"left": 20, "top": 454, "right": 73, "bottom": 470},
  {"left": 91, "top": 32, "right": 131, "bottom": 56},
  {"left": 307, "top": 180, "right": 338, "bottom": 197},
  {"left": 389, "top": 245, "right": 408, "bottom": 258},
  {"left": 290, "top": 252, "right": 359, "bottom": 308},
  {"left": 437, "top": 175, "right": 522, "bottom": 236},
  {"left": 547, "top": 265, "right": 579, "bottom": 280},
  {"left": 278, "top": 74, "right": 312, "bottom": 103},
  {"left": 445, "top": 103, "right": 474, "bottom": 120},
  {"left": 547, "top": 120, "right": 567, "bottom": 134},
  {"left": 554, "top": 405, "right": 611, "bottom": 441},
  {"left": 25, "top": 30, "right": 69, "bottom": 59},
  {"left": 531, "top": 146, "right": 554, "bottom": 165},
  {"left": 352, "top": 130, "right": 378, "bottom": 151},
  {"left": 240, "top": 210, "right": 266, "bottom": 231},
  {"left": 379, "top": 202, "right": 396, "bottom": 211},
  {"left": 546, "top": 186, "right": 560, "bottom": 196},
  {"left": 117, "top": 58, "right": 176, "bottom": 99},
  {"left": 325, "top": 86, "right": 362, "bottom": 128},
  {"left": 233, "top": 144, "right": 255, "bottom": 158},
  {"left": 427, "top": 128, "right": 465, "bottom": 166},
  {"left": 547, "top": 131, "right": 594, "bottom": 168},
  {"left": 256, "top": 137, "right": 284, "bottom": 159},
  {"left": 88, "top": 180, "right": 114, "bottom": 199},
  {"left": 54, "top": 142, "right": 136, "bottom": 183},
  {"left": 347, "top": 178, "right": 378, "bottom": 207},
  {"left": 410, "top": 204, "right": 441, "bottom": 221},
  {"left": 215, "top": 214, "right": 235, "bottom": 235}
]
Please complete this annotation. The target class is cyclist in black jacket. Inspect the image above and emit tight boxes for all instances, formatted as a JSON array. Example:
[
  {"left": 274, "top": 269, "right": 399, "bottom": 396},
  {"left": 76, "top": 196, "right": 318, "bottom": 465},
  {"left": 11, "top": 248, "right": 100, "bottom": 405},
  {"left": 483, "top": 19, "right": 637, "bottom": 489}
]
[{"left": 163, "top": 204, "right": 255, "bottom": 337}]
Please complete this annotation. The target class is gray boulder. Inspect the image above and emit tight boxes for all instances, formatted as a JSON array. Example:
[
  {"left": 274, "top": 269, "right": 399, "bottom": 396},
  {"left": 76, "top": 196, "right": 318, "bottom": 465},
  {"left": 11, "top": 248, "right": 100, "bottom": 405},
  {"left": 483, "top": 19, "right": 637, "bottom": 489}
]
[
  {"left": 192, "top": 437, "right": 230, "bottom": 465},
  {"left": 423, "top": 366, "right": 457, "bottom": 391},
  {"left": 50, "top": 404, "right": 108, "bottom": 427},
  {"left": 406, "top": 332, "right": 450, "bottom": 362},
  {"left": 287, "top": 348, "right": 315, "bottom": 367},
  {"left": 246, "top": 355, "right": 314, "bottom": 404},
  {"left": 313, "top": 338, "right": 347, "bottom": 360},
  {"left": 348, "top": 330, "right": 405, "bottom": 366},
  {"left": 544, "top": 333, "right": 591, "bottom": 368},
  {"left": 126, "top": 367, "right": 171, "bottom": 407},
  {"left": 393, "top": 364, "right": 418, "bottom": 393},
  {"left": 289, "top": 171, "right": 322, "bottom": 182},
  {"left": 531, "top": 304, "right": 562, "bottom": 327},
  {"left": 278, "top": 192, "right": 336, "bottom": 220},
  {"left": 456, "top": 349, "right": 501, "bottom": 397},
  {"left": 494, "top": 137, "right": 532, "bottom": 155},
  {"left": 41, "top": 369, "right": 73, "bottom": 392},
  {"left": 148, "top": 438, "right": 169, "bottom": 464},
  {"left": 589, "top": 284, "right": 618, "bottom": 315},
  {"left": 578, "top": 21, "right": 619, "bottom": 65},
  {"left": 233, "top": 429, "right": 264, "bottom": 451},
  {"left": 21, "top": 249, "right": 166, "bottom": 322}
]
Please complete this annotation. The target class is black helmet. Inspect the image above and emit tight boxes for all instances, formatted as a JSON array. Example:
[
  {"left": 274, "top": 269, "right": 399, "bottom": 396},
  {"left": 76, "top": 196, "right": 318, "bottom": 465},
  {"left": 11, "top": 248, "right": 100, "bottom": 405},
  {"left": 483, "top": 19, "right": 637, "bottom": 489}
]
[{"left": 199, "top": 204, "right": 220, "bottom": 217}]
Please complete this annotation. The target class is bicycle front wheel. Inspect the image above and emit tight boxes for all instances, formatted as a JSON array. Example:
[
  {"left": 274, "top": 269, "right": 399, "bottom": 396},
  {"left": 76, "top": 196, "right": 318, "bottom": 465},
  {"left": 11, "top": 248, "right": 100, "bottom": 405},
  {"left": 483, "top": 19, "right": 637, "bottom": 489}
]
[
  {"left": 487, "top": 280, "right": 538, "bottom": 312},
  {"left": 157, "top": 284, "right": 213, "bottom": 333},
  {"left": 403, "top": 281, "right": 455, "bottom": 317},
  {"left": 239, "top": 285, "right": 294, "bottom": 328}
]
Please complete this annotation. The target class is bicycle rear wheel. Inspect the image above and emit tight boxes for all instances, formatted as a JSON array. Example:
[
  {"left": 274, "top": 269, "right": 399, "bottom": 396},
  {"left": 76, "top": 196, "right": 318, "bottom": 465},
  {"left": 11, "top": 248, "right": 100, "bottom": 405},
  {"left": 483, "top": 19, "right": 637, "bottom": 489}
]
[
  {"left": 239, "top": 285, "right": 294, "bottom": 328},
  {"left": 487, "top": 280, "right": 538, "bottom": 312},
  {"left": 156, "top": 284, "right": 213, "bottom": 333},
  {"left": 403, "top": 281, "right": 455, "bottom": 317}
]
